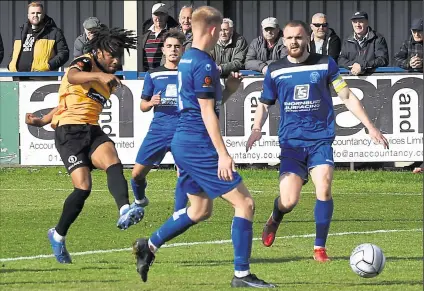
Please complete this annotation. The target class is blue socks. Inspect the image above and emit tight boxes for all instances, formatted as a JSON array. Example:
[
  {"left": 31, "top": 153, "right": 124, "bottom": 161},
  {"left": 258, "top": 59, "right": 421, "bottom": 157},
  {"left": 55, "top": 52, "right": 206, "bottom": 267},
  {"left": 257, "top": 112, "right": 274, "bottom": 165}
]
[
  {"left": 131, "top": 178, "right": 147, "bottom": 201},
  {"left": 232, "top": 217, "right": 252, "bottom": 272},
  {"left": 149, "top": 208, "right": 195, "bottom": 248},
  {"left": 314, "top": 199, "right": 334, "bottom": 247},
  {"left": 174, "top": 183, "right": 188, "bottom": 212}
]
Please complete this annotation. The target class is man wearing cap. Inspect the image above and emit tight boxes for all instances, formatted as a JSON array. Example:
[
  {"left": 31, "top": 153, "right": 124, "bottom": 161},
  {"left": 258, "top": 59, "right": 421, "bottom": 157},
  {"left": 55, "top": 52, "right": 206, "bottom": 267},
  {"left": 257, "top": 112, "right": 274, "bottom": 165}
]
[
  {"left": 338, "top": 11, "right": 389, "bottom": 75},
  {"left": 139, "top": 3, "right": 179, "bottom": 72},
  {"left": 394, "top": 18, "right": 423, "bottom": 72},
  {"left": 73, "top": 17, "right": 101, "bottom": 58},
  {"left": 245, "top": 17, "right": 287, "bottom": 74}
]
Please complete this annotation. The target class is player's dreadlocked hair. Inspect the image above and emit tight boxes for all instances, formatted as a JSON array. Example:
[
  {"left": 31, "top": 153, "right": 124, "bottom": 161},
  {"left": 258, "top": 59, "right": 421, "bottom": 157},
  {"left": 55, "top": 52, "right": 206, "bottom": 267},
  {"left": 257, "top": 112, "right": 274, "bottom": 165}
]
[{"left": 85, "top": 26, "right": 138, "bottom": 55}]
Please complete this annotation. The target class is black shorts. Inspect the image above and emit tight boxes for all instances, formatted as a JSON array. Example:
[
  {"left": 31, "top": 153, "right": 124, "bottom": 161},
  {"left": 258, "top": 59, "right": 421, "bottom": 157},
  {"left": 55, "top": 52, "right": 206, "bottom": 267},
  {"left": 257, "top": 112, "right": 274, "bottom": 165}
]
[{"left": 55, "top": 124, "right": 113, "bottom": 173}]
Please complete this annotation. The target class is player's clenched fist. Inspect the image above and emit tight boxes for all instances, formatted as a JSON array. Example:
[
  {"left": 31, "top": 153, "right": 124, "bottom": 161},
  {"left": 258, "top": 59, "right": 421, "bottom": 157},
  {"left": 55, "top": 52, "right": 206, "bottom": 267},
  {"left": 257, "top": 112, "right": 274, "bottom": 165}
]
[{"left": 150, "top": 94, "right": 161, "bottom": 107}]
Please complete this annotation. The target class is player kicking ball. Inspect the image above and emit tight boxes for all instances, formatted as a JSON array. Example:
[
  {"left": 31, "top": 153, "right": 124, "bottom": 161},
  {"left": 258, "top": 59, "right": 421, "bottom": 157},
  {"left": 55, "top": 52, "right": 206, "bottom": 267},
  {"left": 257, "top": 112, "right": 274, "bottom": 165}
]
[
  {"left": 25, "top": 26, "right": 143, "bottom": 264},
  {"left": 246, "top": 20, "right": 389, "bottom": 262},
  {"left": 130, "top": 29, "right": 188, "bottom": 212},
  {"left": 132, "top": 6, "right": 275, "bottom": 288}
]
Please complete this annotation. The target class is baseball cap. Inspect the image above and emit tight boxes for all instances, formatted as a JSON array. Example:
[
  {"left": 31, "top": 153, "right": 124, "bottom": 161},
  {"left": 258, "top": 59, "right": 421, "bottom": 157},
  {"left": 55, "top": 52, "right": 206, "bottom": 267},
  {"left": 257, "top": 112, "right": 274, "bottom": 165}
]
[
  {"left": 411, "top": 18, "right": 423, "bottom": 30},
  {"left": 261, "top": 17, "right": 278, "bottom": 29},
  {"left": 152, "top": 3, "right": 167, "bottom": 14},
  {"left": 351, "top": 11, "right": 368, "bottom": 20},
  {"left": 83, "top": 17, "right": 100, "bottom": 30}
]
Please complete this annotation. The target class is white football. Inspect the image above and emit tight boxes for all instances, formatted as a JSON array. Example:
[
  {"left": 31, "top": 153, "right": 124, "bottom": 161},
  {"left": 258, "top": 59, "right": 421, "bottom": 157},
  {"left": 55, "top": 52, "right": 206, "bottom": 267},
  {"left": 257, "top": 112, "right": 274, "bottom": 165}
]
[{"left": 349, "top": 243, "right": 386, "bottom": 278}]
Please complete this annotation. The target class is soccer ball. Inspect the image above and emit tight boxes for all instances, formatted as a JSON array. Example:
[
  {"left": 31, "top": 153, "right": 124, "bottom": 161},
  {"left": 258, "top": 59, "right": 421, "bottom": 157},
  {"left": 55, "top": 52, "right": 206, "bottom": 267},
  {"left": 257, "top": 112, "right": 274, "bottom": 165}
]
[{"left": 349, "top": 243, "right": 386, "bottom": 278}]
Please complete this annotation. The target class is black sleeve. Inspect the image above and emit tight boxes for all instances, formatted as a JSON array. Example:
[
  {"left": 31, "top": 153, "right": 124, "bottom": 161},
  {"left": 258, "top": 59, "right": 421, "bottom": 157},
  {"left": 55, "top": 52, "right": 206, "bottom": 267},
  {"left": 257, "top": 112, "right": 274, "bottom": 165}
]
[
  {"left": 69, "top": 56, "right": 92, "bottom": 72},
  {"left": 48, "top": 28, "right": 70, "bottom": 70}
]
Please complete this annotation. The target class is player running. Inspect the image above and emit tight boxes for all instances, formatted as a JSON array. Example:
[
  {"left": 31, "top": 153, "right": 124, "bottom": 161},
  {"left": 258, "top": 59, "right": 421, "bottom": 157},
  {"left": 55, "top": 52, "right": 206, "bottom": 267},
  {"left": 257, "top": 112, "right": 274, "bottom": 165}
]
[
  {"left": 130, "top": 29, "right": 188, "bottom": 211},
  {"left": 132, "top": 6, "right": 275, "bottom": 288},
  {"left": 25, "top": 26, "right": 144, "bottom": 264},
  {"left": 246, "top": 20, "right": 389, "bottom": 262}
]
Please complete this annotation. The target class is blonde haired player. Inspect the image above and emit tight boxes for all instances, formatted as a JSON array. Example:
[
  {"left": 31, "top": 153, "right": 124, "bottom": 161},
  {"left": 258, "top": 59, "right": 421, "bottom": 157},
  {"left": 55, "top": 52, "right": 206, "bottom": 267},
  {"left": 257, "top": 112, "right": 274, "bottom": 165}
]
[{"left": 132, "top": 6, "right": 274, "bottom": 288}]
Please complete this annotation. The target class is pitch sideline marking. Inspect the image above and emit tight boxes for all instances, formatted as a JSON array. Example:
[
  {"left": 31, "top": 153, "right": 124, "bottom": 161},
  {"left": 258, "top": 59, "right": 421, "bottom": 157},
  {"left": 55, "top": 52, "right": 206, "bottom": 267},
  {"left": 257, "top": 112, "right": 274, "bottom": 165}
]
[{"left": 0, "top": 228, "right": 421, "bottom": 262}]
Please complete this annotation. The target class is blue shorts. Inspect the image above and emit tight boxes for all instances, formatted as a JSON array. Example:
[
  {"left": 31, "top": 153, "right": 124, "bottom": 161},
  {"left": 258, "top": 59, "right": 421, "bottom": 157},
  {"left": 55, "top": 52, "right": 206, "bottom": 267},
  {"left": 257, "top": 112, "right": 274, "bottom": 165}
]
[
  {"left": 172, "top": 144, "right": 242, "bottom": 199},
  {"left": 135, "top": 131, "right": 173, "bottom": 166},
  {"left": 279, "top": 142, "right": 334, "bottom": 184}
]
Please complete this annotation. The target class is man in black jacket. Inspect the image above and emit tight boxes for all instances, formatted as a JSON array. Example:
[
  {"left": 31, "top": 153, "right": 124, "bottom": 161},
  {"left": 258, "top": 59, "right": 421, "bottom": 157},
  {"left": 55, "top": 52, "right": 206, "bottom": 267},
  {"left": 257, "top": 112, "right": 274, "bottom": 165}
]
[
  {"left": 309, "top": 13, "right": 341, "bottom": 62},
  {"left": 8, "top": 1, "right": 69, "bottom": 73},
  {"left": 338, "top": 11, "right": 388, "bottom": 75}
]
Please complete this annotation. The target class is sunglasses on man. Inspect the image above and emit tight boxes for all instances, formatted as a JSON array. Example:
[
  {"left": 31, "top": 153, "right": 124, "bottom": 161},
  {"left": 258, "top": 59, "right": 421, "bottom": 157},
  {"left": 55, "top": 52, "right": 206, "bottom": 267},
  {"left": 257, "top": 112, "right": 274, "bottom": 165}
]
[{"left": 312, "top": 23, "right": 328, "bottom": 28}]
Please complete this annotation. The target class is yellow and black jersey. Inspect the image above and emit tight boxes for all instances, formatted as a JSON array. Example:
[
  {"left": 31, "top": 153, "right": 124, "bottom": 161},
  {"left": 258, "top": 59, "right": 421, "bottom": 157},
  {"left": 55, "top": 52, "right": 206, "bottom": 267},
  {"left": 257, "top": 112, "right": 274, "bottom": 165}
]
[{"left": 51, "top": 53, "right": 113, "bottom": 128}]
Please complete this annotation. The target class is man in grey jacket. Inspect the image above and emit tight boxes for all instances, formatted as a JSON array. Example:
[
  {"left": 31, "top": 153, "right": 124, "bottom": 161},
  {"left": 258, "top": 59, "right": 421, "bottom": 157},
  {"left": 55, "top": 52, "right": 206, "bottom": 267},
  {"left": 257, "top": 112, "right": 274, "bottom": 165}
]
[
  {"left": 245, "top": 17, "right": 287, "bottom": 74},
  {"left": 73, "top": 17, "right": 101, "bottom": 58},
  {"left": 210, "top": 18, "right": 248, "bottom": 77}
]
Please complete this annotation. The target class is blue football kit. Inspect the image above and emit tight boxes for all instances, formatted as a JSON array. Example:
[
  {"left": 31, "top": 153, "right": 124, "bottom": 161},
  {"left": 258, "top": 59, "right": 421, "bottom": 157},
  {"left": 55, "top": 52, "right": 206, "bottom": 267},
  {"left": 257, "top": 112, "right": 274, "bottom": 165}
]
[
  {"left": 260, "top": 53, "right": 344, "bottom": 182},
  {"left": 135, "top": 66, "right": 179, "bottom": 166},
  {"left": 171, "top": 48, "right": 242, "bottom": 198}
]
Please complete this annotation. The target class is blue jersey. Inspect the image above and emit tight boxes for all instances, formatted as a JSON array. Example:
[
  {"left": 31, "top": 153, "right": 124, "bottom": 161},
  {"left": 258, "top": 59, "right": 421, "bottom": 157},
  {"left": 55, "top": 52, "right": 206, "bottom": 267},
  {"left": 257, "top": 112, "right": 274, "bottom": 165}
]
[
  {"left": 173, "top": 48, "right": 222, "bottom": 146},
  {"left": 260, "top": 53, "right": 340, "bottom": 147},
  {"left": 142, "top": 66, "right": 179, "bottom": 132}
]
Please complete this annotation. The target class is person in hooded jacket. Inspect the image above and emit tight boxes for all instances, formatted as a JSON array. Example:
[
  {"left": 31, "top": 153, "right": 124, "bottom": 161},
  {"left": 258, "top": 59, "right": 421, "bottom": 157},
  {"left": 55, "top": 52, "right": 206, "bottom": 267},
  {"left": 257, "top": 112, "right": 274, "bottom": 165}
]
[
  {"left": 8, "top": 1, "right": 69, "bottom": 74},
  {"left": 309, "top": 13, "right": 341, "bottom": 62}
]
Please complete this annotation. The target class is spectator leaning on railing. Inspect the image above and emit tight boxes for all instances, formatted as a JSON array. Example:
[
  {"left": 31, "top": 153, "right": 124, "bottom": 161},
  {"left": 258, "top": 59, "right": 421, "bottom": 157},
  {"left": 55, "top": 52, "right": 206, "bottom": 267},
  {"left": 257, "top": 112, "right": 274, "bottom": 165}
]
[
  {"left": 394, "top": 18, "right": 423, "bottom": 72},
  {"left": 245, "top": 17, "right": 287, "bottom": 74},
  {"left": 8, "top": 1, "right": 69, "bottom": 74},
  {"left": 210, "top": 18, "right": 248, "bottom": 77},
  {"left": 338, "top": 11, "right": 388, "bottom": 75},
  {"left": 309, "top": 13, "right": 341, "bottom": 62},
  {"left": 73, "top": 17, "right": 102, "bottom": 58}
]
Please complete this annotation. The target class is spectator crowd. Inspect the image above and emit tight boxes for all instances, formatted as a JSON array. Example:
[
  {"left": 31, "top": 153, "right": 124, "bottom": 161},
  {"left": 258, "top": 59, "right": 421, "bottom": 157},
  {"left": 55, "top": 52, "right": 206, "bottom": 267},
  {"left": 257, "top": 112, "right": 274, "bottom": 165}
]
[{"left": 0, "top": 1, "right": 422, "bottom": 75}]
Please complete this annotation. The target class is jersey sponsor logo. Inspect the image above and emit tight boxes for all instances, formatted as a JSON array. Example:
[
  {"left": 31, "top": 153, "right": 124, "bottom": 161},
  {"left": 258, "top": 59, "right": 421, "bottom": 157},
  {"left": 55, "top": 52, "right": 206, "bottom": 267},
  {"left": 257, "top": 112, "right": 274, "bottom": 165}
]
[
  {"left": 156, "top": 76, "right": 169, "bottom": 80},
  {"left": 293, "top": 84, "right": 310, "bottom": 100},
  {"left": 279, "top": 75, "right": 292, "bottom": 79},
  {"left": 180, "top": 59, "right": 192, "bottom": 64},
  {"left": 87, "top": 88, "right": 107, "bottom": 106},
  {"left": 310, "top": 71, "right": 320, "bottom": 83}
]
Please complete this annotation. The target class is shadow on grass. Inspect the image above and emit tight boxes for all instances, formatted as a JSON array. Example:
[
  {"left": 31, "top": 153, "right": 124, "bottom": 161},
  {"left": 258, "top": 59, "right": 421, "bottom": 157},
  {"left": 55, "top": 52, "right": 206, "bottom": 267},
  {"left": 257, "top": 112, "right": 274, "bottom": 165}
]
[{"left": 177, "top": 256, "right": 423, "bottom": 267}]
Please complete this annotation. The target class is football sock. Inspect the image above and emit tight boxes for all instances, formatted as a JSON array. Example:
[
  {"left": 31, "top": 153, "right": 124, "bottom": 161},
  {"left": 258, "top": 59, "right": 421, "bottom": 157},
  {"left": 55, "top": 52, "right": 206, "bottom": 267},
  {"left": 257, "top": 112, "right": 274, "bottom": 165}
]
[
  {"left": 173, "top": 181, "right": 188, "bottom": 211},
  {"left": 106, "top": 163, "right": 130, "bottom": 209},
  {"left": 119, "top": 204, "right": 130, "bottom": 216},
  {"left": 53, "top": 230, "right": 65, "bottom": 242},
  {"left": 131, "top": 178, "right": 147, "bottom": 202},
  {"left": 232, "top": 217, "right": 252, "bottom": 274},
  {"left": 149, "top": 208, "right": 196, "bottom": 249},
  {"left": 55, "top": 188, "right": 91, "bottom": 236},
  {"left": 271, "top": 196, "right": 292, "bottom": 223},
  {"left": 314, "top": 199, "right": 334, "bottom": 247}
]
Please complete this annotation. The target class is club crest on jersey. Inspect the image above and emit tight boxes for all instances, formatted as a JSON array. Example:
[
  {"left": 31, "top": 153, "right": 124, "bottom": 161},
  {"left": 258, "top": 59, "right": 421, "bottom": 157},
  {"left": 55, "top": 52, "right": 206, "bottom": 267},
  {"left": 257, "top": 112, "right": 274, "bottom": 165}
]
[
  {"left": 310, "top": 71, "right": 320, "bottom": 83},
  {"left": 293, "top": 84, "right": 310, "bottom": 100}
]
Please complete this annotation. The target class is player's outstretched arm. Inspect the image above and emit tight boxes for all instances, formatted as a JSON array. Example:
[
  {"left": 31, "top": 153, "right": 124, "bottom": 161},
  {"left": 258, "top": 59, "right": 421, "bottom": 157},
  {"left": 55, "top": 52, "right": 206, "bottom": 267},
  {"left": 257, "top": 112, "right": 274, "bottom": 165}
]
[
  {"left": 246, "top": 102, "right": 270, "bottom": 152},
  {"left": 68, "top": 68, "right": 121, "bottom": 90},
  {"left": 199, "top": 98, "right": 235, "bottom": 182},
  {"left": 337, "top": 86, "right": 389, "bottom": 149},
  {"left": 25, "top": 107, "right": 59, "bottom": 127}
]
